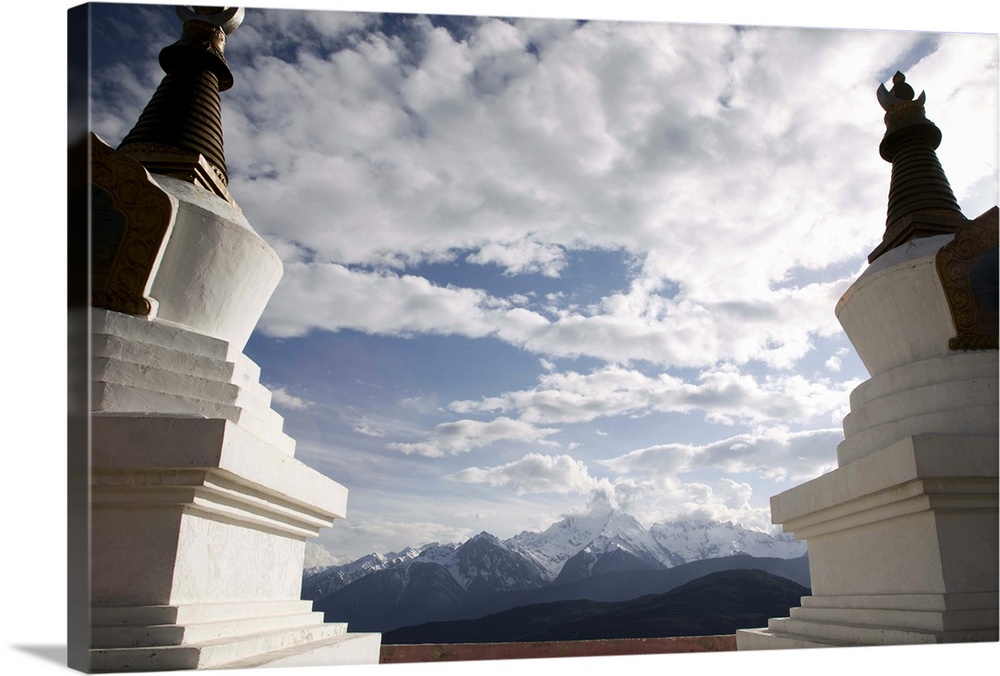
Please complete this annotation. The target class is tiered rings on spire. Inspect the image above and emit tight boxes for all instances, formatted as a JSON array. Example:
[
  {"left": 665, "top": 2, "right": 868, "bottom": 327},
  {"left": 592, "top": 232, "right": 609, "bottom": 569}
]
[
  {"left": 117, "top": 7, "right": 245, "bottom": 203},
  {"left": 869, "top": 72, "right": 967, "bottom": 262}
]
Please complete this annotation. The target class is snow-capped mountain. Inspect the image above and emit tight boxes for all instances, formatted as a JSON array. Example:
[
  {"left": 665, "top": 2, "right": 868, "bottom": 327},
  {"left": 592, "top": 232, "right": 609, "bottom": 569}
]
[
  {"left": 303, "top": 509, "right": 808, "bottom": 632},
  {"left": 454, "top": 532, "right": 549, "bottom": 592},
  {"left": 302, "top": 547, "right": 421, "bottom": 598},
  {"left": 303, "top": 532, "right": 549, "bottom": 601},
  {"left": 648, "top": 520, "right": 806, "bottom": 563},
  {"left": 506, "top": 502, "right": 669, "bottom": 581},
  {"left": 304, "top": 508, "right": 806, "bottom": 601}
]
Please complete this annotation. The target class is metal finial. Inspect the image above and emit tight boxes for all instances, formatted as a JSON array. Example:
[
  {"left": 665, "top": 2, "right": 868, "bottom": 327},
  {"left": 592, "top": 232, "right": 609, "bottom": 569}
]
[
  {"left": 116, "top": 6, "right": 246, "bottom": 203},
  {"left": 877, "top": 71, "right": 925, "bottom": 112},
  {"left": 176, "top": 7, "right": 246, "bottom": 35},
  {"left": 868, "top": 71, "right": 966, "bottom": 262}
]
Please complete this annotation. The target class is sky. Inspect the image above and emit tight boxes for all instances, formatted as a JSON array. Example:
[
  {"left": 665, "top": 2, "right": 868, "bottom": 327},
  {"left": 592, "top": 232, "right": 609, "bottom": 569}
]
[{"left": 82, "top": 1, "right": 999, "bottom": 567}]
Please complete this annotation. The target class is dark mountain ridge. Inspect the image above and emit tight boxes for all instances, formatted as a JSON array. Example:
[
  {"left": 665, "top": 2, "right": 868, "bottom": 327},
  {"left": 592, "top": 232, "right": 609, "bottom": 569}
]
[
  {"left": 312, "top": 552, "right": 809, "bottom": 632},
  {"left": 383, "top": 568, "right": 810, "bottom": 644}
]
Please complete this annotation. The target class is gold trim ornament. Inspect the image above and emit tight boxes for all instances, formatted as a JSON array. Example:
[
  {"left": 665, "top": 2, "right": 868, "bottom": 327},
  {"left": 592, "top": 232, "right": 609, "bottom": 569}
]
[
  {"left": 936, "top": 207, "right": 999, "bottom": 351},
  {"left": 90, "top": 133, "right": 175, "bottom": 315}
]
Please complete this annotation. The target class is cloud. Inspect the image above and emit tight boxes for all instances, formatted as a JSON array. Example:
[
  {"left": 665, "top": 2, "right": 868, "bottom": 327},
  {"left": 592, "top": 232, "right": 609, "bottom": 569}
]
[
  {"left": 447, "top": 453, "right": 779, "bottom": 532},
  {"left": 450, "top": 362, "right": 859, "bottom": 427},
  {"left": 610, "top": 475, "right": 776, "bottom": 532},
  {"left": 388, "top": 416, "right": 560, "bottom": 457},
  {"left": 446, "top": 452, "right": 611, "bottom": 496},
  {"left": 599, "top": 425, "right": 842, "bottom": 482},
  {"left": 259, "top": 258, "right": 859, "bottom": 370},
  {"left": 352, "top": 419, "right": 387, "bottom": 437},
  {"left": 318, "top": 517, "right": 473, "bottom": 555},
  {"left": 303, "top": 541, "right": 343, "bottom": 567},
  {"left": 259, "top": 263, "right": 499, "bottom": 339},
  {"left": 94, "top": 13, "right": 996, "bottom": 371},
  {"left": 269, "top": 385, "right": 313, "bottom": 410},
  {"left": 825, "top": 347, "right": 850, "bottom": 372},
  {"left": 466, "top": 239, "right": 568, "bottom": 277}
]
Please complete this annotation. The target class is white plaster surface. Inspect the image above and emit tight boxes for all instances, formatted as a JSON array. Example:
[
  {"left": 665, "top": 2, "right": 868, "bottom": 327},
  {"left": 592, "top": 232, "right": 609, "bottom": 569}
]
[
  {"left": 89, "top": 413, "right": 379, "bottom": 669},
  {"left": 244, "top": 632, "right": 383, "bottom": 668},
  {"left": 90, "top": 624, "right": 379, "bottom": 672},
  {"left": 88, "top": 309, "right": 380, "bottom": 668},
  {"left": 86, "top": 146, "right": 381, "bottom": 667},
  {"left": 742, "top": 433, "right": 998, "bottom": 649},
  {"left": 145, "top": 175, "right": 283, "bottom": 352},
  {"left": 91, "top": 415, "right": 348, "bottom": 529},
  {"left": 772, "top": 433, "right": 998, "bottom": 526},
  {"left": 836, "top": 235, "right": 956, "bottom": 376},
  {"left": 836, "top": 352, "right": 998, "bottom": 464},
  {"left": 92, "top": 308, "right": 297, "bottom": 455}
]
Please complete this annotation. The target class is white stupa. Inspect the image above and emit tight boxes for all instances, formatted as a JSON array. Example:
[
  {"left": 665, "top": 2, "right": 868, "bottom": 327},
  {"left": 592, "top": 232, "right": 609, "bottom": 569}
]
[
  {"left": 76, "top": 7, "right": 381, "bottom": 671},
  {"left": 738, "top": 72, "right": 998, "bottom": 649}
]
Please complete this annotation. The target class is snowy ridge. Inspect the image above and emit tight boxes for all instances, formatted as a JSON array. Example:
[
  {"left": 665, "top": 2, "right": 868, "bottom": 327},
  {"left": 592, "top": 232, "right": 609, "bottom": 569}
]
[
  {"left": 305, "top": 508, "right": 806, "bottom": 595},
  {"left": 506, "top": 503, "right": 668, "bottom": 579},
  {"left": 504, "top": 505, "right": 805, "bottom": 581},
  {"left": 302, "top": 547, "right": 421, "bottom": 597},
  {"left": 648, "top": 519, "right": 806, "bottom": 562}
]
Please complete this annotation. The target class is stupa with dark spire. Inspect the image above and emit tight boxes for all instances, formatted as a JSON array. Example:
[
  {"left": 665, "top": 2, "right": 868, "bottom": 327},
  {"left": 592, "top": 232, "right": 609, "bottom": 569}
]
[
  {"left": 738, "top": 72, "right": 998, "bottom": 650},
  {"left": 77, "top": 6, "right": 382, "bottom": 671}
]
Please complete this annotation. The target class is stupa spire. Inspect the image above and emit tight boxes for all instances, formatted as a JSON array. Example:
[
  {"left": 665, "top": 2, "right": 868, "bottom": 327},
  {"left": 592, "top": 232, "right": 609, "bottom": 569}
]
[
  {"left": 869, "top": 71, "right": 967, "bottom": 261},
  {"left": 117, "top": 7, "right": 245, "bottom": 203}
]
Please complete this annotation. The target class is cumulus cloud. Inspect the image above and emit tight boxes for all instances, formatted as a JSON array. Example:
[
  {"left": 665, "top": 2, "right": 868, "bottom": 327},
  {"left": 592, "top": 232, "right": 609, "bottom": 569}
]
[
  {"left": 450, "top": 362, "right": 859, "bottom": 427},
  {"left": 388, "top": 416, "right": 560, "bottom": 457},
  {"left": 352, "top": 419, "right": 387, "bottom": 437},
  {"left": 303, "top": 541, "right": 342, "bottom": 567},
  {"left": 825, "top": 347, "right": 850, "bottom": 372},
  {"left": 466, "top": 239, "right": 568, "bottom": 277},
  {"left": 269, "top": 385, "right": 313, "bottom": 410},
  {"left": 446, "top": 452, "right": 610, "bottom": 495},
  {"left": 447, "top": 453, "right": 779, "bottom": 532},
  {"left": 92, "top": 13, "right": 996, "bottom": 370},
  {"left": 610, "top": 475, "right": 776, "bottom": 532},
  {"left": 260, "top": 263, "right": 499, "bottom": 338},
  {"left": 599, "top": 425, "right": 842, "bottom": 482}
]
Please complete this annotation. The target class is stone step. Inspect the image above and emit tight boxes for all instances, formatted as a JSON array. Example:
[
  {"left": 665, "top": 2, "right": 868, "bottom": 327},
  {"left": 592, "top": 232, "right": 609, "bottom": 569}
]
[
  {"left": 91, "top": 612, "right": 336, "bottom": 648},
  {"left": 800, "top": 591, "right": 998, "bottom": 613},
  {"left": 92, "top": 600, "right": 317, "bottom": 626},
  {"left": 90, "top": 622, "right": 353, "bottom": 672},
  {"left": 837, "top": 405, "right": 999, "bottom": 465},
  {"left": 842, "top": 375, "right": 998, "bottom": 440},
  {"left": 92, "top": 382, "right": 296, "bottom": 456},
  {"left": 736, "top": 626, "right": 851, "bottom": 650},
  {"left": 92, "top": 333, "right": 245, "bottom": 386},
  {"left": 92, "top": 356, "right": 274, "bottom": 419},
  {"left": 791, "top": 604, "right": 998, "bottom": 632},
  {"left": 220, "top": 631, "right": 382, "bottom": 669},
  {"left": 92, "top": 308, "right": 242, "bottom": 364},
  {"left": 768, "top": 616, "right": 997, "bottom": 646}
]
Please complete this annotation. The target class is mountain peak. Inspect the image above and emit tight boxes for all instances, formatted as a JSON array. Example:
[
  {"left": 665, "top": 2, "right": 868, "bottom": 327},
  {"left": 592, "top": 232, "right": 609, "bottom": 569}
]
[{"left": 467, "top": 531, "right": 501, "bottom": 544}]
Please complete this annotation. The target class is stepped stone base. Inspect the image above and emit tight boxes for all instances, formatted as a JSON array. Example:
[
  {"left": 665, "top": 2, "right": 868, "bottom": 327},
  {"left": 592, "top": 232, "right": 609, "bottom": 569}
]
[
  {"left": 89, "top": 309, "right": 382, "bottom": 669},
  {"left": 91, "top": 609, "right": 379, "bottom": 671},
  {"left": 738, "top": 432, "right": 998, "bottom": 651}
]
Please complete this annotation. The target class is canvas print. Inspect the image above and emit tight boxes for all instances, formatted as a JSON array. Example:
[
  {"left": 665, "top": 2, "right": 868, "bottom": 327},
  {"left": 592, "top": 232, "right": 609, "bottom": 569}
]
[{"left": 66, "top": 1, "right": 997, "bottom": 673}]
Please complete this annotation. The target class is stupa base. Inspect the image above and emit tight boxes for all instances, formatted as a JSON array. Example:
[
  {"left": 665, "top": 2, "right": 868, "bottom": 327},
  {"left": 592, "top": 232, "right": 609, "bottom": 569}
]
[{"left": 738, "top": 433, "right": 998, "bottom": 651}]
